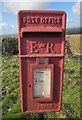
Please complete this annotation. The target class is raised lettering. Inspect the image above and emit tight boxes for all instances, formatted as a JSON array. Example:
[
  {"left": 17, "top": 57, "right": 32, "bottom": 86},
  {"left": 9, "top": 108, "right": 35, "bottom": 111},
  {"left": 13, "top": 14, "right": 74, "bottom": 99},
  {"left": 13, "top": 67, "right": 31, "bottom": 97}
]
[
  {"left": 33, "top": 18, "right": 37, "bottom": 24},
  {"left": 30, "top": 41, "right": 39, "bottom": 53},
  {"left": 59, "top": 18, "right": 62, "bottom": 24},
  {"left": 50, "top": 18, "right": 54, "bottom": 24},
  {"left": 29, "top": 41, "right": 57, "bottom": 54},
  {"left": 42, "top": 18, "right": 46, "bottom": 24},
  {"left": 27, "top": 17, "right": 30, "bottom": 24},
  {"left": 45, "top": 18, "right": 49, "bottom": 24},
  {"left": 46, "top": 43, "right": 54, "bottom": 53},
  {"left": 23, "top": 16, "right": 62, "bottom": 26},
  {"left": 23, "top": 17, "right": 27, "bottom": 23}
]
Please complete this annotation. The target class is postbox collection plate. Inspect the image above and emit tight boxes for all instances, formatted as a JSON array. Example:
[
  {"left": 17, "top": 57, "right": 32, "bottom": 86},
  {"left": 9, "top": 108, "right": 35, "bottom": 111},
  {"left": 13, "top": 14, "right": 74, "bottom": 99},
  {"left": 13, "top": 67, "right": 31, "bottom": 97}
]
[
  {"left": 18, "top": 10, "right": 66, "bottom": 113},
  {"left": 30, "top": 63, "right": 54, "bottom": 103},
  {"left": 34, "top": 68, "right": 50, "bottom": 98}
]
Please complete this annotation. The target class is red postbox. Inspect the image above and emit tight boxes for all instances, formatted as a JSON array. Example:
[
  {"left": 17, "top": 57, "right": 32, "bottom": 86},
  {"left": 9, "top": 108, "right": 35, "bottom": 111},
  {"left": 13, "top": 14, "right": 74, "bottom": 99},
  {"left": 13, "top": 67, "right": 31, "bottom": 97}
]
[{"left": 17, "top": 10, "right": 66, "bottom": 113}]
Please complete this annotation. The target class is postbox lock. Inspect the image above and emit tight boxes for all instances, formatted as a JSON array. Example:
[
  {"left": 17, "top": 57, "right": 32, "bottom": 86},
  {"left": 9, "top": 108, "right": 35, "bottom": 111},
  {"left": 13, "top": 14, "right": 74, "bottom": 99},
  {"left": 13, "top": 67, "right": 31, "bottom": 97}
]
[{"left": 29, "top": 84, "right": 31, "bottom": 88}]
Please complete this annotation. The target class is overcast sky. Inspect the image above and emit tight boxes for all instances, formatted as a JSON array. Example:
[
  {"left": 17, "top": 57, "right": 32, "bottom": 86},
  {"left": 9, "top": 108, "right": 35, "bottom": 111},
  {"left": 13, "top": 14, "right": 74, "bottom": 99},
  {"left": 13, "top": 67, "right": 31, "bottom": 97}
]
[{"left": 0, "top": 0, "right": 82, "bottom": 35}]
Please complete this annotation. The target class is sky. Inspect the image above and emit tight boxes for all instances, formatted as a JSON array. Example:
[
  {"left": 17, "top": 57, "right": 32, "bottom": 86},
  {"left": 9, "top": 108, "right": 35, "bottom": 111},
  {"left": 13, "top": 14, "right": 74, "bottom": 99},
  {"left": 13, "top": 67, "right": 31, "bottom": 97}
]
[{"left": 0, "top": 0, "right": 82, "bottom": 35}]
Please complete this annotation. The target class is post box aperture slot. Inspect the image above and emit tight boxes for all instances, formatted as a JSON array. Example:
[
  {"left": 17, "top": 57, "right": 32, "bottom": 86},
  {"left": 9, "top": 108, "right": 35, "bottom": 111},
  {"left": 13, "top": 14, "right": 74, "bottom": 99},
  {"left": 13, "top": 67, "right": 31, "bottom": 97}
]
[
  {"left": 33, "top": 68, "right": 51, "bottom": 98},
  {"left": 22, "top": 32, "right": 62, "bottom": 38}
]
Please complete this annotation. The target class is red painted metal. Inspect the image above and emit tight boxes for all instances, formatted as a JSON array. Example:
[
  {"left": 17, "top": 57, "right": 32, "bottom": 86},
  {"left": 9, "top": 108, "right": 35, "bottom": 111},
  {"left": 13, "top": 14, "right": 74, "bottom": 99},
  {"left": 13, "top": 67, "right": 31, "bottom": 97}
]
[{"left": 17, "top": 10, "right": 66, "bottom": 114}]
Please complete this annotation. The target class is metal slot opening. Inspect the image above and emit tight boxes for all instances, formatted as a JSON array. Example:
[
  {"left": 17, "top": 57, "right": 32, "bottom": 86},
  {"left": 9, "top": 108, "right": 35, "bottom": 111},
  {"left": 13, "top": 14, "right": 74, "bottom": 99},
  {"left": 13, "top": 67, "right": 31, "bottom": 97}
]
[{"left": 22, "top": 32, "right": 61, "bottom": 38}]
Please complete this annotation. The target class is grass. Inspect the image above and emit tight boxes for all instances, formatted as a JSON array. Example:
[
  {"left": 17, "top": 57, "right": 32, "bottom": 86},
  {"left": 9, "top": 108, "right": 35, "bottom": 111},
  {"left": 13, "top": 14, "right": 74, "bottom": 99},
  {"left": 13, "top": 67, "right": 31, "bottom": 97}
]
[
  {"left": 1, "top": 55, "right": 81, "bottom": 119},
  {"left": 66, "top": 34, "right": 81, "bottom": 54}
]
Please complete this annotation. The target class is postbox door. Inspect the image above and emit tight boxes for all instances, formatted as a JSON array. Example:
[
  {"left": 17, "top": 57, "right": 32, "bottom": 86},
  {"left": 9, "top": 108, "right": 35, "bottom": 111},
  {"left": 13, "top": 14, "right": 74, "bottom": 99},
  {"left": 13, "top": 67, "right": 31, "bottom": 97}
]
[{"left": 19, "top": 32, "right": 65, "bottom": 112}]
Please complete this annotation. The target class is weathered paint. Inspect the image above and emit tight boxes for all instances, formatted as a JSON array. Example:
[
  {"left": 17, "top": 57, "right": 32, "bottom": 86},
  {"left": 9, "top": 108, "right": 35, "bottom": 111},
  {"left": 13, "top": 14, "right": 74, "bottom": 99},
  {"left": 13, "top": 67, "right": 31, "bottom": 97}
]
[{"left": 17, "top": 10, "right": 66, "bottom": 114}]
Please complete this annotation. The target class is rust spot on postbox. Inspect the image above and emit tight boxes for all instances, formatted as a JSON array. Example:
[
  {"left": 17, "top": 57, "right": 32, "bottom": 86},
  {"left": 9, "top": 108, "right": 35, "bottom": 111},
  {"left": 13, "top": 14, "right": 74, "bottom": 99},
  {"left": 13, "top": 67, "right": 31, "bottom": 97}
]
[{"left": 17, "top": 10, "right": 66, "bottom": 114}]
